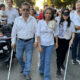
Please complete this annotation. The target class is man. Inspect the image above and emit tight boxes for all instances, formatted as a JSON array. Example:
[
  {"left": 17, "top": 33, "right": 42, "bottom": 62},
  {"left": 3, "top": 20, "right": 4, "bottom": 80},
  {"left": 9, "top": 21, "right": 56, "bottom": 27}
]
[
  {"left": 71, "top": 1, "right": 80, "bottom": 64},
  {"left": 11, "top": 2, "right": 37, "bottom": 80},
  {"left": 5, "top": 0, "right": 19, "bottom": 24}
]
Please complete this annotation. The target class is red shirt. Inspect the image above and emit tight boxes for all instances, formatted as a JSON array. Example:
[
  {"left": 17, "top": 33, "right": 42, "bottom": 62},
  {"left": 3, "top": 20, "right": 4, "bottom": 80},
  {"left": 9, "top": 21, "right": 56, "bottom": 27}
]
[{"left": 38, "top": 12, "right": 43, "bottom": 20}]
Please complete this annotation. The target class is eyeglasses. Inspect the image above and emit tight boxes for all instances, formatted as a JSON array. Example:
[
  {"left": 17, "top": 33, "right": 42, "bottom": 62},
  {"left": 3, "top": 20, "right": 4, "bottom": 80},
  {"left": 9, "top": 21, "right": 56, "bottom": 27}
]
[{"left": 22, "top": 8, "right": 29, "bottom": 11}]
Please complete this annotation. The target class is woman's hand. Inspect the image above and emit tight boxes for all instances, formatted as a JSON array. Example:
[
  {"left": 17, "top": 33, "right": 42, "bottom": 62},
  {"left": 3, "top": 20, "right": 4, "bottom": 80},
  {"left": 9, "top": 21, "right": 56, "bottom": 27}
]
[
  {"left": 34, "top": 42, "right": 38, "bottom": 48},
  {"left": 69, "top": 39, "right": 73, "bottom": 47},
  {"left": 55, "top": 42, "right": 58, "bottom": 49},
  {"left": 38, "top": 45, "right": 43, "bottom": 53}
]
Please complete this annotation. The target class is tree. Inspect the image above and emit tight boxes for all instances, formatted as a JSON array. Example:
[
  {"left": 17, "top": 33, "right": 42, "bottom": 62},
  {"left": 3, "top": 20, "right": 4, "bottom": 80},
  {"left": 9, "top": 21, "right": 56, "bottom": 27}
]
[
  {"left": 13, "top": 0, "right": 34, "bottom": 8},
  {"left": 51, "top": 0, "right": 77, "bottom": 8}
]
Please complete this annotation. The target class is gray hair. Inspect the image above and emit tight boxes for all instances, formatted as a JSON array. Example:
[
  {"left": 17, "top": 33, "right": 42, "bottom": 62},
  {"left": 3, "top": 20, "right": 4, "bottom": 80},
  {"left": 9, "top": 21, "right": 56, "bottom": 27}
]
[{"left": 21, "top": 2, "right": 30, "bottom": 8}]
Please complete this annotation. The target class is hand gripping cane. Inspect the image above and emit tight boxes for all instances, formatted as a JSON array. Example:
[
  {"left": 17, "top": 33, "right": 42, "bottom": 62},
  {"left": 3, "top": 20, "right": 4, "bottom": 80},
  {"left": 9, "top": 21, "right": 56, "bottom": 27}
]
[{"left": 63, "top": 46, "right": 71, "bottom": 80}]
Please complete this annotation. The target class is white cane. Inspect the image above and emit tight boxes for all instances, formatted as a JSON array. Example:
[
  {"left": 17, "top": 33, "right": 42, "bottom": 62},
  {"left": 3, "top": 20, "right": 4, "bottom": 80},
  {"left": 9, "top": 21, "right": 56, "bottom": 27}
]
[
  {"left": 63, "top": 46, "right": 71, "bottom": 80},
  {"left": 7, "top": 49, "right": 13, "bottom": 80}
]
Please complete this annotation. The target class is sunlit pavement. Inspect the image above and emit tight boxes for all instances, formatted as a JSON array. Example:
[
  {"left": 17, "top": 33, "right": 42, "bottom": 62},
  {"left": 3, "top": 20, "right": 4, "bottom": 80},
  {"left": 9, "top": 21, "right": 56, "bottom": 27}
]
[{"left": 0, "top": 48, "right": 80, "bottom": 80}]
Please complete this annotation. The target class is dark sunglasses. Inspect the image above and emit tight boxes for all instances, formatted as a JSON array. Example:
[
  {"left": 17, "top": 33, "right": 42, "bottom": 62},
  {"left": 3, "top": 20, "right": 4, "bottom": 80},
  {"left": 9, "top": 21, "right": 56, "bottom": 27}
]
[{"left": 22, "top": 8, "right": 29, "bottom": 11}]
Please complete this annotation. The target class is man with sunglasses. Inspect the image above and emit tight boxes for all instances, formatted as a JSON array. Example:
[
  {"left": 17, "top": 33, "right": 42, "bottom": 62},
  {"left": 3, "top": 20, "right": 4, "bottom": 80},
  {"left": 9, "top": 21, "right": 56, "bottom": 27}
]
[{"left": 11, "top": 2, "right": 37, "bottom": 80}]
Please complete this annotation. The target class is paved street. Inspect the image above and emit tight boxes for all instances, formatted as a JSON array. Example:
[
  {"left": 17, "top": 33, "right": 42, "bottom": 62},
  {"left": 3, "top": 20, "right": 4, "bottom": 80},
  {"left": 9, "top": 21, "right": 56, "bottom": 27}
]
[{"left": 0, "top": 48, "right": 80, "bottom": 80}]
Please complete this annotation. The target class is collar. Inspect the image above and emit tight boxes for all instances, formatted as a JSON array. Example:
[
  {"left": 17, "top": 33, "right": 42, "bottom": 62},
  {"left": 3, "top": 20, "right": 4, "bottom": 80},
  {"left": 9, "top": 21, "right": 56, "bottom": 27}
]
[{"left": 21, "top": 15, "right": 33, "bottom": 23}]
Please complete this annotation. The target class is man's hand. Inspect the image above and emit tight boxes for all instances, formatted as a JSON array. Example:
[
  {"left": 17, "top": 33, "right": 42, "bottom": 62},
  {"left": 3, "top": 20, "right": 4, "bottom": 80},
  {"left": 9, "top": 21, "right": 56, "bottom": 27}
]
[{"left": 11, "top": 44, "right": 16, "bottom": 49}]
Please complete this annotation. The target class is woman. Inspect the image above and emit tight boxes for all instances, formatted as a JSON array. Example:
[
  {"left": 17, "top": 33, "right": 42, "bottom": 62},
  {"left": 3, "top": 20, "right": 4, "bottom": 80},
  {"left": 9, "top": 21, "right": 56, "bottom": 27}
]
[
  {"left": 37, "top": 8, "right": 58, "bottom": 80},
  {"left": 56, "top": 9, "right": 75, "bottom": 76}
]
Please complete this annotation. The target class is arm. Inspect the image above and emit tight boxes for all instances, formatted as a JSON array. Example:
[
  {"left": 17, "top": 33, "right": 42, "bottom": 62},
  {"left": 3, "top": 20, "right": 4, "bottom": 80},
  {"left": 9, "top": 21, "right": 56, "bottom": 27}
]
[
  {"left": 75, "top": 25, "right": 80, "bottom": 30},
  {"left": 69, "top": 32, "right": 75, "bottom": 47},
  {"left": 37, "top": 21, "right": 42, "bottom": 53},
  {"left": 33, "top": 19, "right": 38, "bottom": 48},
  {"left": 55, "top": 35, "right": 58, "bottom": 49},
  {"left": 11, "top": 19, "right": 17, "bottom": 48},
  {"left": 54, "top": 22, "right": 59, "bottom": 49}
]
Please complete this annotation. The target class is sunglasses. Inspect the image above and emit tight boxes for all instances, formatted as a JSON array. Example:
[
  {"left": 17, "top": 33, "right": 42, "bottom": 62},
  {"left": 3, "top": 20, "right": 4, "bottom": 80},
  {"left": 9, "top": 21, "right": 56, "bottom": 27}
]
[{"left": 22, "top": 8, "right": 29, "bottom": 11}]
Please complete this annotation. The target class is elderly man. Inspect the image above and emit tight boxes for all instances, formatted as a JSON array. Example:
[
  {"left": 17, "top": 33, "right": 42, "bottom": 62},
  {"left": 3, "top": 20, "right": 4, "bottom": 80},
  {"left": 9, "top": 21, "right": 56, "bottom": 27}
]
[{"left": 11, "top": 2, "right": 37, "bottom": 80}]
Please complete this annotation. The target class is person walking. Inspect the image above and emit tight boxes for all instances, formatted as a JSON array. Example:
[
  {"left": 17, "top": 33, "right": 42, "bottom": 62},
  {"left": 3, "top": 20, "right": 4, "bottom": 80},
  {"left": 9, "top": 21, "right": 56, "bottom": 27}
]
[
  {"left": 56, "top": 9, "right": 75, "bottom": 76},
  {"left": 37, "top": 7, "right": 59, "bottom": 80},
  {"left": 11, "top": 2, "right": 37, "bottom": 80}
]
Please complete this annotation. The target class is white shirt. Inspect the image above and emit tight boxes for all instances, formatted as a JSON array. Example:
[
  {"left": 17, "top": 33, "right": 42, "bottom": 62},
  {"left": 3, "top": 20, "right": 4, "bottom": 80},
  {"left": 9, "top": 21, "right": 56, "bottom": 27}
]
[
  {"left": 55, "top": 16, "right": 60, "bottom": 24},
  {"left": 73, "top": 11, "right": 80, "bottom": 33},
  {"left": 58, "top": 21, "right": 75, "bottom": 40},
  {"left": 11, "top": 16, "right": 37, "bottom": 44},
  {"left": 37, "top": 20, "right": 59, "bottom": 46},
  {"left": 5, "top": 7, "right": 19, "bottom": 24},
  {"left": 70, "top": 11, "right": 75, "bottom": 22},
  {"left": 0, "top": 10, "right": 7, "bottom": 21}
]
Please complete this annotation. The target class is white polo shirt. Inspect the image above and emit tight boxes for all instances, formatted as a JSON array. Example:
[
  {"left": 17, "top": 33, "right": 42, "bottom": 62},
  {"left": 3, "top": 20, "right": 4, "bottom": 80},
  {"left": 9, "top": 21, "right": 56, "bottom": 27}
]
[
  {"left": 37, "top": 20, "right": 59, "bottom": 46},
  {"left": 58, "top": 21, "right": 75, "bottom": 40},
  {"left": 70, "top": 11, "right": 80, "bottom": 33},
  {"left": 5, "top": 7, "right": 19, "bottom": 24},
  {"left": 11, "top": 16, "right": 37, "bottom": 44}
]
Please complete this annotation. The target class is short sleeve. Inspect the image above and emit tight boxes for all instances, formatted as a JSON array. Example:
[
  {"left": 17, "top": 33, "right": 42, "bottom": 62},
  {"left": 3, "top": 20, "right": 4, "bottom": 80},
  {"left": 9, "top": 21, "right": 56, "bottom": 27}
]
[{"left": 71, "top": 22, "right": 75, "bottom": 32}]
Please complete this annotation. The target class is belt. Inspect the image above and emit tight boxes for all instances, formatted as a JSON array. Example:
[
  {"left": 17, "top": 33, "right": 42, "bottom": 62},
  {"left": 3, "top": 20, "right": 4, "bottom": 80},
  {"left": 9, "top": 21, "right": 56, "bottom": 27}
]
[
  {"left": 75, "top": 33, "right": 80, "bottom": 35},
  {"left": 19, "top": 38, "right": 33, "bottom": 42}
]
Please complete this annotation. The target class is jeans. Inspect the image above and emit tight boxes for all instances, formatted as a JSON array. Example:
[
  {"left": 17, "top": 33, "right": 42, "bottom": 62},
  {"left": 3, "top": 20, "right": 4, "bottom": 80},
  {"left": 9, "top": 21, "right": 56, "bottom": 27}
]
[
  {"left": 72, "top": 33, "right": 80, "bottom": 60},
  {"left": 16, "top": 39, "right": 33, "bottom": 75},
  {"left": 39, "top": 45, "right": 54, "bottom": 80}
]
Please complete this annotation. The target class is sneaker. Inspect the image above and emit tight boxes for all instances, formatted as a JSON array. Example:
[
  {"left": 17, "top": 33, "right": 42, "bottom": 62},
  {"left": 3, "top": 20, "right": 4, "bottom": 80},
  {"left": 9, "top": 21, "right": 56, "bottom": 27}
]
[
  {"left": 72, "top": 60, "right": 79, "bottom": 65},
  {"left": 40, "top": 73, "right": 44, "bottom": 76},
  {"left": 76, "top": 59, "right": 80, "bottom": 64},
  {"left": 56, "top": 70, "right": 62, "bottom": 77},
  {"left": 20, "top": 68, "right": 24, "bottom": 73},
  {"left": 25, "top": 74, "right": 31, "bottom": 80}
]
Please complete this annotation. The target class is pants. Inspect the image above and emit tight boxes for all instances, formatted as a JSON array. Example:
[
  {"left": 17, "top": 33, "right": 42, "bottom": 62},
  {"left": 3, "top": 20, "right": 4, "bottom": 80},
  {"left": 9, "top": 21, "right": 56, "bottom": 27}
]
[
  {"left": 39, "top": 45, "right": 54, "bottom": 80},
  {"left": 72, "top": 33, "right": 80, "bottom": 60},
  {"left": 56, "top": 38, "right": 70, "bottom": 71},
  {"left": 16, "top": 39, "right": 33, "bottom": 75}
]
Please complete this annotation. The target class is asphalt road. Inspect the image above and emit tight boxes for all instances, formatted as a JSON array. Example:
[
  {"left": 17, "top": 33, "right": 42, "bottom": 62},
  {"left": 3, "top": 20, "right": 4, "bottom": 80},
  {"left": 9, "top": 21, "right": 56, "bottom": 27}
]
[{"left": 0, "top": 48, "right": 80, "bottom": 80}]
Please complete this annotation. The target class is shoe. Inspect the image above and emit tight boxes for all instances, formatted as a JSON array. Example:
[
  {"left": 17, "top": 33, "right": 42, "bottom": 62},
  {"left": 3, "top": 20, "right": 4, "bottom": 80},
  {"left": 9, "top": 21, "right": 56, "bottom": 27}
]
[
  {"left": 72, "top": 60, "right": 79, "bottom": 65},
  {"left": 25, "top": 74, "right": 31, "bottom": 80},
  {"left": 56, "top": 70, "right": 62, "bottom": 77},
  {"left": 20, "top": 68, "right": 23, "bottom": 73},
  {"left": 61, "top": 65, "right": 65, "bottom": 71},
  {"left": 76, "top": 59, "right": 80, "bottom": 64},
  {"left": 40, "top": 73, "right": 44, "bottom": 76}
]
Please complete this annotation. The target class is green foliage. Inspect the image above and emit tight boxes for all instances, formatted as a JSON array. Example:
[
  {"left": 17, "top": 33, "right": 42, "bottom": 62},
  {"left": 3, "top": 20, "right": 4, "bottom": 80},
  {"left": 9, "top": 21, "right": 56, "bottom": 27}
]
[
  {"left": 13, "top": 0, "right": 34, "bottom": 8},
  {"left": 51, "top": 0, "right": 77, "bottom": 8}
]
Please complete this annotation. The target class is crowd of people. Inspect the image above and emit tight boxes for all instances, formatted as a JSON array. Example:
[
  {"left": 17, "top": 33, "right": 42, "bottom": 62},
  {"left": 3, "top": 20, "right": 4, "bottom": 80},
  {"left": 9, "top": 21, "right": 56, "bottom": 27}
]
[{"left": 0, "top": 0, "right": 80, "bottom": 80}]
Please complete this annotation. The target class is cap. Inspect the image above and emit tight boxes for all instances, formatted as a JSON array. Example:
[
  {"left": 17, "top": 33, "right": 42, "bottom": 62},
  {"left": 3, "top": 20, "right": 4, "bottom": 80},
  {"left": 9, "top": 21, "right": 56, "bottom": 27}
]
[{"left": 63, "top": 10, "right": 69, "bottom": 16}]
